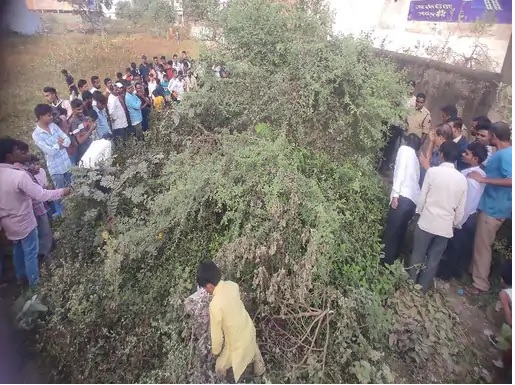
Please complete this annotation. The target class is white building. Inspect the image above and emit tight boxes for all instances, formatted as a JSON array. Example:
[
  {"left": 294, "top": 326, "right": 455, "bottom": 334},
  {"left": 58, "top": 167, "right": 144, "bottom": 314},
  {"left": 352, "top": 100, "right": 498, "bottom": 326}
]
[{"left": 328, "top": 0, "right": 511, "bottom": 72}]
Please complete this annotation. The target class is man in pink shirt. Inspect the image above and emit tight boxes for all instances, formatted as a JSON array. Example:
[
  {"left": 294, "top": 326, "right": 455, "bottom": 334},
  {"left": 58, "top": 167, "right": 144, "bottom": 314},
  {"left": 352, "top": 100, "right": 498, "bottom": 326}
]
[{"left": 0, "top": 138, "right": 70, "bottom": 287}]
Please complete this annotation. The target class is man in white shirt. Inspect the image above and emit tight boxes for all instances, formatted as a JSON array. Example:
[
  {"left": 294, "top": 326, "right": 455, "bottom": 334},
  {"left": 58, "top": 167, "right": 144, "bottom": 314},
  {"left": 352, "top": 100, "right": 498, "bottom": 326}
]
[
  {"left": 172, "top": 54, "right": 183, "bottom": 73},
  {"left": 90, "top": 75, "right": 101, "bottom": 93},
  {"left": 43, "top": 86, "right": 73, "bottom": 119},
  {"left": 407, "top": 141, "right": 468, "bottom": 292},
  {"left": 107, "top": 86, "right": 128, "bottom": 143},
  {"left": 436, "top": 142, "right": 488, "bottom": 281},
  {"left": 89, "top": 75, "right": 101, "bottom": 107},
  {"left": 381, "top": 134, "right": 421, "bottom": 265},
  {"left": 168, "top": 74, "right": 185, "bottom": 102}
]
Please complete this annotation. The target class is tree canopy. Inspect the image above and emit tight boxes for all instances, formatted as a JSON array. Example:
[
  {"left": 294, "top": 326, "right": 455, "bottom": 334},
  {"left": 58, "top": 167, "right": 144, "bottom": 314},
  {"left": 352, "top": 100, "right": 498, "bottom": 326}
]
[
  {"left": 115, "top": 0, "right": 175, "bottom": 35},
  {"left": 180, "top": 0, "right": 407, "bottom": 161}
]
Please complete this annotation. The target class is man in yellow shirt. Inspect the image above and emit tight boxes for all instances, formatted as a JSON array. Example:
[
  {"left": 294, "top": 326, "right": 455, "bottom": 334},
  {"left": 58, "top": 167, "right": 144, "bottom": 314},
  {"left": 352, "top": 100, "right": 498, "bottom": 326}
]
[
  {"left": 406, "top": 92, "right": 431, "bottom": 141},
  {"left": 152, "top": 90, "right": 165, "bottom": 112},
  {"left": 197, "top": 261, "right": 265, "bottom": 382}
]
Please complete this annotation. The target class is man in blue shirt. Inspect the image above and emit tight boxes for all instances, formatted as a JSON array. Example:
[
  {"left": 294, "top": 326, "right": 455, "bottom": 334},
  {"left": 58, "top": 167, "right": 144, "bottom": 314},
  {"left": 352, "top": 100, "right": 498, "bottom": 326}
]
[
  {"left": 125, "top": 83, "right": 143, "bottom": 140},
  {"left": 32, "top": 104, "right": 72, "bottom": 217},
  {"left": 466, "top": 122, "right": 512, "bottom": 295},
  {"left": 92, "top": 94, "right": 112, "bottom": 140}
]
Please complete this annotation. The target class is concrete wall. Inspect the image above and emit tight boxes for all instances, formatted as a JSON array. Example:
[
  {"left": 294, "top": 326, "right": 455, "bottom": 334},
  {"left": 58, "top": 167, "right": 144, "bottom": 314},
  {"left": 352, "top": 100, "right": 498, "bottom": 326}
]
[
  {"left": 376, "top": 49, "right": 504, "bottom": 126},
  {"left": 329, "top": 0, "right": 512, "bottom": 72}
]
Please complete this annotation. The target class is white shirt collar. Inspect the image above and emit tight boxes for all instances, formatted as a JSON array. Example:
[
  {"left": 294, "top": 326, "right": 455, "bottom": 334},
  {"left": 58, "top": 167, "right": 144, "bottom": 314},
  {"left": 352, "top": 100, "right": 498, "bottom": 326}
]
[
  {"left": 453, "top": 135, "right": 462, "bottom": 143},
  {"left": 439, "top": 162, "right": 456, "bottom": 169},
  {"left": 34, "top": 123, "right": 53, "bottom": 134}
]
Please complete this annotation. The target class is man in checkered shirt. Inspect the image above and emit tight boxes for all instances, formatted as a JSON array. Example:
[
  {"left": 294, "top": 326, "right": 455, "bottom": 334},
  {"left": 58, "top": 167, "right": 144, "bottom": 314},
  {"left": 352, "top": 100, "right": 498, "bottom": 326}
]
[{"left": 32, "top": 104, "right": 72, "bottom": 217}]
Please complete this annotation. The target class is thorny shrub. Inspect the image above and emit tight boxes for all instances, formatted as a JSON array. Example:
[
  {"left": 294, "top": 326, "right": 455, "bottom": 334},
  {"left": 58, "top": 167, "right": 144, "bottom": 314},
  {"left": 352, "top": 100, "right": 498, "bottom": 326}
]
[
  {"left": 38, "top": 128, "right": 482, "bottom": 383},
  {"left": 39, "top": 128, "right": 397, "bottom": 382}
]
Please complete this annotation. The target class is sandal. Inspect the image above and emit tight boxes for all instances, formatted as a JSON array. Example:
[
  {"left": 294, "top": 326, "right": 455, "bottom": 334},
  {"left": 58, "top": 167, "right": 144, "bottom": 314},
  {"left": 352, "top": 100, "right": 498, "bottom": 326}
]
[
  {"left": 488, "top": 334, "right": 498, "bottom": 347},
  {"left": 464, "top": 285, "right": 489, "bottom": 296}
]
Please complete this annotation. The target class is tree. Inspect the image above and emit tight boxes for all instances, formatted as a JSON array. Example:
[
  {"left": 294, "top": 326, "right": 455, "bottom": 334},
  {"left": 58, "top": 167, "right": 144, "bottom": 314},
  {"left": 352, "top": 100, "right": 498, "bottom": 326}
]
[
  {"left": 115, "top": 0, "right": 175, "bottom": 37},
  {"left": 114, "top": 0, "right": 133, "bottom": 20},
  {"left": 59, "top": 0, "right": 113, "bottom": 29},
  {"left": 147, "top": 0, "right": 176, "bottom": 35},
  {"left": 181, "top": 0, "right": 407, "bottom": 161},
  {"left": 182, "top": 0, "right": 219, "bottom": 23}
]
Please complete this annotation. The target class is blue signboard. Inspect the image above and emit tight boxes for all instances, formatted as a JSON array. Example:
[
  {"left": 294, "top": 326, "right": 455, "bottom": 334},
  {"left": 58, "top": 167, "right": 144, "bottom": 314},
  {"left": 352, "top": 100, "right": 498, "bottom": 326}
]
[{"left": 407, "top": 0, "right": 512, "bottom": 24}]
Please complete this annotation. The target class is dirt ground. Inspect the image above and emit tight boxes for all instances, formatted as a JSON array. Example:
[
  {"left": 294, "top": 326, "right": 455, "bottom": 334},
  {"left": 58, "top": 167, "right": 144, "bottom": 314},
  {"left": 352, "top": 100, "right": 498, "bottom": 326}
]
[{"left": 440, "top": 280, "right": 505, "bottom": 382}]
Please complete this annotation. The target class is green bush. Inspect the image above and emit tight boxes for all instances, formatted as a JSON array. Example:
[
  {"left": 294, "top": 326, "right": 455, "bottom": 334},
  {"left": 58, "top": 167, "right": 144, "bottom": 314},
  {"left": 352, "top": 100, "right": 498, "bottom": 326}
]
[
  {"left": 179, "top": 0, "right": 408, "bottom": 162},
  {"left": 39, "top": 129, "right": 399, "bottom": 382},
  {"left": 115, "top": 0, "right": 175, "bottom": 37}
]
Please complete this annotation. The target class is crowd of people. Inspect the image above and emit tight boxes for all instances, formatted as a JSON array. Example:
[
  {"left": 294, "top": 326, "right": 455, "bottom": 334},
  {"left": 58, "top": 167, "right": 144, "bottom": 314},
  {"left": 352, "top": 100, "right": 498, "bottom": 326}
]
[
  {"left": 56, "top": 51, "right": 198, "bottom": 145},
  {"left": 381, "top": 82, "right": 512, "bottom": 327},
  {"left": 0, "top": 51, "right": 200, "bottom": 288}
]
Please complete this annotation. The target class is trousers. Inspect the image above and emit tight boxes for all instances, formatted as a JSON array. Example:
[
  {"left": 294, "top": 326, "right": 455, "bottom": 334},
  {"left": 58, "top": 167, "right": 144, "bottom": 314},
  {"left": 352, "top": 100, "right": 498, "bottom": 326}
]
[
  {"left": 471, "top": 211, "right": 504, "bottom": 291},
  {"left": 407, "top": 225, "right": 449, "bottom": 293},
  {"left": 36, "top": 213, "right": 53, "bottom": 256},
  {"left": 221, "top": 344, "right": 266, "bottom": 383},
  {"left": 382, "top": 196, "right": 416, "bottom": 265},
  {"left": 437, "top": 213, "right": 477, "bottom": 281},
  {"left": 128, "top": 122, "right": 144, "bottom": 140},
  {"left": 13, "top": 227, "right": 40, "bottom": 287},
  {"left": 50, "top": 171, "right": 72, "bottom": 216}
]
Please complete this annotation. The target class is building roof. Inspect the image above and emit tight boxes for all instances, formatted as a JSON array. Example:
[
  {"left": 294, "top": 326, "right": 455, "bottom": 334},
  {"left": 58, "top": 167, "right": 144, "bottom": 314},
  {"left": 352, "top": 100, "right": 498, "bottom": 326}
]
[{"left": 25, "top": 0, "right": 74, "bottom": 12}]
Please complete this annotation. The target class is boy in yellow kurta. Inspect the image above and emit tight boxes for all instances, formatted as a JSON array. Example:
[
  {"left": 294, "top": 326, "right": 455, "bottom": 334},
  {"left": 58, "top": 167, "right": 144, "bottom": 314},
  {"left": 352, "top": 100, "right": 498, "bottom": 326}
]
[{"left": 196, "top": 260, "right": 265, "bottom": 382}]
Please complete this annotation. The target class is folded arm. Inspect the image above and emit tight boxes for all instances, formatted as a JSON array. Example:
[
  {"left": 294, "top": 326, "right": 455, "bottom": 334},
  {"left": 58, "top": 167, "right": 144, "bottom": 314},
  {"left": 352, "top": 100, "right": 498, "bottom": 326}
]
[
  {"left": 479, "top": 177, "right": 512, "bottom": 187},
  {"left": 125, "top": 95, "right": 141, "bottom": 110},
  {"left": 468, "top": 172, "right": 512, "bottom": 187},
  {"left": 32, "top": 129, "right": 69, "bottom": 156}
]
